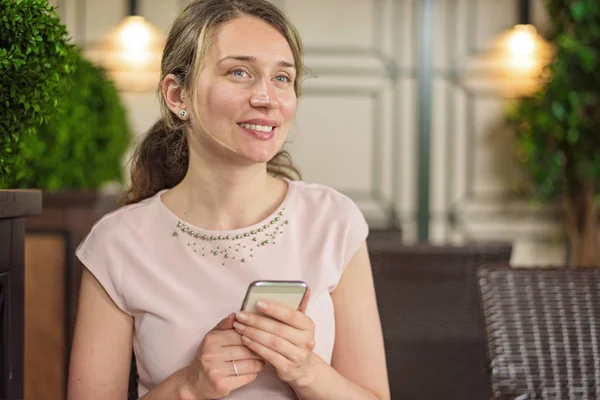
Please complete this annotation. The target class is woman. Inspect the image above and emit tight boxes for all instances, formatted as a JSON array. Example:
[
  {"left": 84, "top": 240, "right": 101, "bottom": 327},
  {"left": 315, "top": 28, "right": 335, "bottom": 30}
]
[{"left": 67, "top": 0, "right": 390, "bottom": 399}]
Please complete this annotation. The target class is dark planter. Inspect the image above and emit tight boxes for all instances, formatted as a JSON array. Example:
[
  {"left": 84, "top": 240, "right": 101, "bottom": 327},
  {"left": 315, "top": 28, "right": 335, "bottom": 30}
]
[{"left": 0, "top": 189, "right": 42, "bottom": 400}]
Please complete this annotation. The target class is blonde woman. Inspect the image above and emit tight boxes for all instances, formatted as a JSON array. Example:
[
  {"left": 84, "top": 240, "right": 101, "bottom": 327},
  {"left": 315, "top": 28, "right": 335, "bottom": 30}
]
[{"left": 68, "top": 1, "right": 390, "bottom": 399}]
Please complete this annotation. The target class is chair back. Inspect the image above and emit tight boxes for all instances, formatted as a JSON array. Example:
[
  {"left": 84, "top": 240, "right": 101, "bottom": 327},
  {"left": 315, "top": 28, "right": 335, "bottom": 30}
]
[
  {"left": 369, "top": 243, "right": 513, "bottom": 400},
  {"left": 478, "top": 265, "right": 600, "bottom": 400}
]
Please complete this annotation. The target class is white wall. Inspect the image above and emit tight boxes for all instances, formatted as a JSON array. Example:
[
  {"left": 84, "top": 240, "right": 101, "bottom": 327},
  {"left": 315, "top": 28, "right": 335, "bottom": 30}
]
[{"left": 49, "top": 0, "right": 570, "bottom": 265}]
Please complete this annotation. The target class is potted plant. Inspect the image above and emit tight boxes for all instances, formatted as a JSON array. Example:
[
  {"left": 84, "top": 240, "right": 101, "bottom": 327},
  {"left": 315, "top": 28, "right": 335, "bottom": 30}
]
[
  {"left": 0, "top": 0, "right": 75, "bottom": 397},
  {"left": 14, "top": 46, "right": 131, "bottom": 191},
  {"left": 507, "top": 0, "right": 600, "bottom": 266},
  {"left": 1, "top": 0, "right": 76, "bottom": 185}
]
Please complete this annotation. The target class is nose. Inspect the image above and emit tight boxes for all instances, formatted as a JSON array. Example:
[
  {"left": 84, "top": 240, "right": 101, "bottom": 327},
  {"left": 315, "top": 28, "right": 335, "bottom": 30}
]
[{"left": 250, "top": 79, "right": 279, "bottom": 110}]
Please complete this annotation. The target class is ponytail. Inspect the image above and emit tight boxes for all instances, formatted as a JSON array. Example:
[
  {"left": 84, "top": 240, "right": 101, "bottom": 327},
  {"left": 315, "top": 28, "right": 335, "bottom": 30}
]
[{"left": 121, "top": 119, "right": 188, "bottom": 205}]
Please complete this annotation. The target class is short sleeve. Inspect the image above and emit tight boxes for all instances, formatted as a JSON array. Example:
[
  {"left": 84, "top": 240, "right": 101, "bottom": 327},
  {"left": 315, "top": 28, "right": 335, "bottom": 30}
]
[
  {"left": 75, "top": 213, "right": 132, "bottom": 316},
  {"left": 337, "top": 194, "right": 370, "bottom": 280}
]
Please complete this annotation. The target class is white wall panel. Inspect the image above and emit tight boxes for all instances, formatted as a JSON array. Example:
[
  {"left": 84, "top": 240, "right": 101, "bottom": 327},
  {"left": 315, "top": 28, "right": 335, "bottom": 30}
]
[
  {"left": 283, "top": 0, "right": 377, "bottom": 50},
  {"left": 292, "top": 94, "right": 374, "bottom": 191},
  {"left": 140, "top": 0, "right": 180, "bottom": 33},
  {"left": 83, "top": 0, "right": 122, "bottom": 43}
]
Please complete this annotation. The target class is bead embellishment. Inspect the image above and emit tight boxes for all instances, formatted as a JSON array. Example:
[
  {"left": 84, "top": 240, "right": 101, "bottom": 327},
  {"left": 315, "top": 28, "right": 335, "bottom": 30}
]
[{"left": 173, "top": 209, "right": 288, "bottom": 265}]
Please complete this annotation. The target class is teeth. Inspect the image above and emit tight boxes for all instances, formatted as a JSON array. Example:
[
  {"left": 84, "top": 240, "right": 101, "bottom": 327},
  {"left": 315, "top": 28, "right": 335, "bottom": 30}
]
[{"left": 239, "top": 123, "right": 274, "bottom": 132}]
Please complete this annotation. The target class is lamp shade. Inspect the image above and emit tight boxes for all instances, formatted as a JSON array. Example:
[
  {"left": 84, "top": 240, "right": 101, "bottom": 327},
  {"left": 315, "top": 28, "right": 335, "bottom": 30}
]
[
  {"left": 488, "top": 24, "right": 554, "bottom": 96},
  {"left": 497, "top": 25, "right": 553, "bottom": 79},
  {"left": 458, "top": 23, "right": 554, "bottom": 98},
  {"left": 86, "top": 15, "right": 165, "bottom": 92}
]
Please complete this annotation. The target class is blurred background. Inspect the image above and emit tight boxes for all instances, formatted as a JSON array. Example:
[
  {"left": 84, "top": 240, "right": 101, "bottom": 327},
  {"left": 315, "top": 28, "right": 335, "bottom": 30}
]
[
  {"left": 2, "top": 0, "right": 599, "bottom": 399},
  {"left": 46, "top": 0, "right": 569, "bottom": 264}
]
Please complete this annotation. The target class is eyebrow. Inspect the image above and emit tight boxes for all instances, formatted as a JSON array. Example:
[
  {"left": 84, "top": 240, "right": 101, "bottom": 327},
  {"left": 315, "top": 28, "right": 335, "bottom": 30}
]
[{"left": 217, "top": 55, "right": 296, "bottom": 69}]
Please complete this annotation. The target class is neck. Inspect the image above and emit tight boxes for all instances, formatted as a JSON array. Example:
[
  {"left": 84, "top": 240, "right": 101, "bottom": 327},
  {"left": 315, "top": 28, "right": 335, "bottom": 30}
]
[{"left": 164, "top": 146, "right": 287, "bottom": 231}]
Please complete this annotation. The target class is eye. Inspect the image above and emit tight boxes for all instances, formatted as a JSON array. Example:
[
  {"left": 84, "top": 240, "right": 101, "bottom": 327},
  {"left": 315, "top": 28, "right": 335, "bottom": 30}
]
[
  {"left": 230, "top": 69, "right": 249, "bottom": 78},
  {"left": 274, "top": 75, "right": 291, "bottom": 83}
]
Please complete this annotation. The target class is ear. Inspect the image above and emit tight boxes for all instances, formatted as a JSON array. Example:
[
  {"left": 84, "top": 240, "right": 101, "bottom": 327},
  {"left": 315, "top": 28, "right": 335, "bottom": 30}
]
[{"left": 162, "top": 74, "right": 188, "bottom": 117}]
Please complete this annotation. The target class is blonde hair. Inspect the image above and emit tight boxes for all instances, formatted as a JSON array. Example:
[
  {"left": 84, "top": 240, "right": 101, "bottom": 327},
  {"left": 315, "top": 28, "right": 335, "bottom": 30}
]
[{"left": 123, "top": 0, "right": 303, "bottom": 205}]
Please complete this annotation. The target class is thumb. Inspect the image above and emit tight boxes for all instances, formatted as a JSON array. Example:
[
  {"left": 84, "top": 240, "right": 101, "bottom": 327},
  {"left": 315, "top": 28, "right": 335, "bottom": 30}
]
[
  {"left": 298, "top": 287, "right": 311, "bottom": 313},
  {"left": 213, "top": 313, "right": 236, "bottom": 331}
]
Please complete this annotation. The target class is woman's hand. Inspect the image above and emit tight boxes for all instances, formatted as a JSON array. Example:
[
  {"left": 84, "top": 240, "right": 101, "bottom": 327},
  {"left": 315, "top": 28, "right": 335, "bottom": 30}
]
[
  {"left": 232, "top": 289, "right": 317, "bottom": 385},
  {"left": 182, "top": 313, "right": 265, "bottom": 399}
]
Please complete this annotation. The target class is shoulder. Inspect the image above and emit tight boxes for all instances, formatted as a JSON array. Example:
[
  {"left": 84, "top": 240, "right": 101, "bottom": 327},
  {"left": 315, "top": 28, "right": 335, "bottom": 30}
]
[
  {"left": 288, "top": 180, "right": 363, "bottom": 218},
  {"left": 74, "top": 193, "right": 164, "bottom": 316},
  {"left": 288, "top": 180, "right": 369, "bottom": 275},
  {"left": 79, "top": 192, "right": 163, "bottom": 248},
  {"left": 287, "top": 180, "right": 369, "bottom": 242}
]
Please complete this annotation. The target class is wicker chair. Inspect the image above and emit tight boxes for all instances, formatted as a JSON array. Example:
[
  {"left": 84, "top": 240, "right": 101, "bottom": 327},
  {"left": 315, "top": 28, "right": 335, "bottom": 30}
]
[
  {"left": 368, "top": 243, "right": 513, "bottom": 400},
  {"left": 477, "top": 265, "right": 600, "bottom": 400}
]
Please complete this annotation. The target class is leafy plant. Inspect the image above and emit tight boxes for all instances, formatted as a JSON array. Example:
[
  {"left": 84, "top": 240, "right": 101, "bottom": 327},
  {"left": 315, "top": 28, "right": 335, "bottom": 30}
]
[
  {"left": 507, "top": 0, "right": 600, "bottom": 265},
  {"left": 12, "top": 48, "right": 132, "bottom": 190},
  {"left": 0, "top": 0, "right": 76, "bottom": 186}
]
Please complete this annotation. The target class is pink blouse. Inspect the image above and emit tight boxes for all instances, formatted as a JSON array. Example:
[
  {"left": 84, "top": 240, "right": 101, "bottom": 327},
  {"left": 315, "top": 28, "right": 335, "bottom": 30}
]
[{"left": 76, "top": 179, "right": 369, "bottom": 398}]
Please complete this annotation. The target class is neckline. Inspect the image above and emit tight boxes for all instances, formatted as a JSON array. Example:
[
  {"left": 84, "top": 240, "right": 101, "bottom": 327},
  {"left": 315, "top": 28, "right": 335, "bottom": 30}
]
[{"left": 156, "top": 178, "right": 295, "bottom": 235}]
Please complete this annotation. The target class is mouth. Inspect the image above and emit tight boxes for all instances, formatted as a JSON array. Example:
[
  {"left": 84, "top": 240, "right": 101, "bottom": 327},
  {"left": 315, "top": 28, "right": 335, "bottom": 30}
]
[
  {"left": 237, "top": 123, "right": 275, "bottom": 133},
  {"left": 237, "top": 122, "right": 277, "bottom": 141}
]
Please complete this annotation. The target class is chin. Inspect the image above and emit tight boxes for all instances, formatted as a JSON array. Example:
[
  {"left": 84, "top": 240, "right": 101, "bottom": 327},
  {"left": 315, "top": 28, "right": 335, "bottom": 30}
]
[
  {"left": 240, "top": 152, "right": 279, "bottom": 165},
  {"left": 237, "top": 144, "right": 282, "bottom": 164}
]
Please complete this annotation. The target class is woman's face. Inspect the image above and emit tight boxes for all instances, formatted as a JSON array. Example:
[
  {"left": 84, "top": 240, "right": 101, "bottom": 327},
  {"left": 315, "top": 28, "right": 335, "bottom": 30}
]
[{"left": 190, "top": 16, "right": 298, "bottom": 164}]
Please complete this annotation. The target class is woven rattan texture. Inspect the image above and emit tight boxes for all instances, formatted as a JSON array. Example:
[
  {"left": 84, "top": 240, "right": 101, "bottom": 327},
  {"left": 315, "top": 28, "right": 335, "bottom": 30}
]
[{"left": 479, "top": 266, "right": 600, "bottom": 400}]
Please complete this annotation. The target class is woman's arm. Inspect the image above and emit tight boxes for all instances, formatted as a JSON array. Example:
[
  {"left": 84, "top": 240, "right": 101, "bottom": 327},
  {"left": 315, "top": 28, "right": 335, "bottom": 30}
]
[
  {"left": 68, "top": 268, "right": 193, "bottom": 400},
  {"left": 67, "top": 267, "right": 135, "bottom": 399},
  {"left": 68, "top": 268, "right": 260, "bottom": 400},
  {"left": 289, "top": 241, "right": 390, "bottom": 400}
]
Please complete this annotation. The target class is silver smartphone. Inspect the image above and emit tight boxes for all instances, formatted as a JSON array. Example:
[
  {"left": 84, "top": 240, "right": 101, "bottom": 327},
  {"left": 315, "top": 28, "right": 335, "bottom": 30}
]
[{"left": 240, "top": 280, "right": 308, "bottom": 314}]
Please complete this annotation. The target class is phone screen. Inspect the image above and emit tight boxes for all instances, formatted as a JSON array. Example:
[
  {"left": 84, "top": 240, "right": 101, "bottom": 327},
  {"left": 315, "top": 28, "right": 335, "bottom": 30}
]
[{"left": 240, "top": 281, "right": 307, "bottom": 313}]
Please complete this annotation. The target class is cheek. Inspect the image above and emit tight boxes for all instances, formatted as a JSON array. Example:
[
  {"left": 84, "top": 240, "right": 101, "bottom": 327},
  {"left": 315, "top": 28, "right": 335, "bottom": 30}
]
[
  {"left": 202, "top": 84, "right": 246, "bottom": 122},
  {"left": 278, "top": 94, "right": 297, "bottom": 122}
]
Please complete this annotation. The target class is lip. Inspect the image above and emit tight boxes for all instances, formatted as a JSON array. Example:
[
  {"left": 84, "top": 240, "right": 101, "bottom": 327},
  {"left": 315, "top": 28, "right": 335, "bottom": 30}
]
[
  {"left": 237, "top": 118, "right": 279, "bottom": 127},
  {"left": 237, "top": 124, "right": 276, "bottom": 141}
]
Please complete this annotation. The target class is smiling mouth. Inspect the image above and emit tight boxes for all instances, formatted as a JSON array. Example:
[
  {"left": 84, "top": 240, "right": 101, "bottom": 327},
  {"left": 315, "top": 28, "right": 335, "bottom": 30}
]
[{"left": 237, "top": 123, "right": 275, "bottom": 133}]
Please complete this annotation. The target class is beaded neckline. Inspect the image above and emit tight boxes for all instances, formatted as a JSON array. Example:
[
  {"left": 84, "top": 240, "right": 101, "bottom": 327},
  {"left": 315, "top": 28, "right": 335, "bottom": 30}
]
[
  {"left": 163, "top": 181, "right": 294, "bottom": 266},
  {"left": 172, "top": 208, "right": 289, "bottom": 265}
]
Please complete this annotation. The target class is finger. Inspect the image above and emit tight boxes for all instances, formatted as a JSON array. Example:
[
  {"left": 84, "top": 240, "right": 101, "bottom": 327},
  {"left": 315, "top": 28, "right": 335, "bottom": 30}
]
[
  {"left": 226, "top": 359, "right": 265, "bottom": 377},
  {"left": 234, "top": 313, "right": 306, "bottom": 347},
  {"left": 220, "top": 373, "right": 260, "bottom": 393},
  {"left": 248, "top": 300, "right": 313, "bottom": 331},
  {"left": 298, "top": 287, "right": 311, "bottom": 313},
  {"left": 235, "top": 323, "right": 305, "bottom": 363},
  {"left": 209, "top": 329, "right": 245, "bottom": 347},
  {"left": 213, "top": 313, "right": 236, "bottom": 331},
  {"left": 241, "top": 335, "right": 294, "bottom": 372},
  {"left": 221, "top": 345, "right": 264, "bottom": 362}
]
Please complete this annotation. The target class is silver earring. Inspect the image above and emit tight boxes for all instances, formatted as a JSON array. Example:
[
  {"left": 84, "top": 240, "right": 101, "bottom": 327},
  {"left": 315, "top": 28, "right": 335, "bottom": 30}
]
[{"left": 179, "top": 110, "right": 187, "bottom": 119}]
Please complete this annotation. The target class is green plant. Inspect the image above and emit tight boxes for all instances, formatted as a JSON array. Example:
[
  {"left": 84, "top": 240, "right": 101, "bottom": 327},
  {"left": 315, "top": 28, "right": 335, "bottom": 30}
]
[
  {"left": 0, "top": 0, "right": 76, "bottom": 186},
  {"left": 13, "top": 48, "right": 132, "bottom": 190},
  {"left": 507, "top": 0, "right": 600, "bottom": 266}
]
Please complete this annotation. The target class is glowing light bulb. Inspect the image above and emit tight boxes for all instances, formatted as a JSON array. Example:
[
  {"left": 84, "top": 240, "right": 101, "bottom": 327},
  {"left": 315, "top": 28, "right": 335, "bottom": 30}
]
[
  {"left": 120, "top": 17, "right": 151, "bottom": 50},
  {"left": 118, "top": 16, "right": 153, "bottom": 65},
  {"left": 504, "top": 24, "right": 541, "bottom": 78},
  {"left": 85, "top": 13, "right": 166, "bottom": 91},
  {"left": 507, "top": 25, "right": 537, "bottom": 58},
  {"left": 461, "top": 22, "right": 554, "bottom": 98}
]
